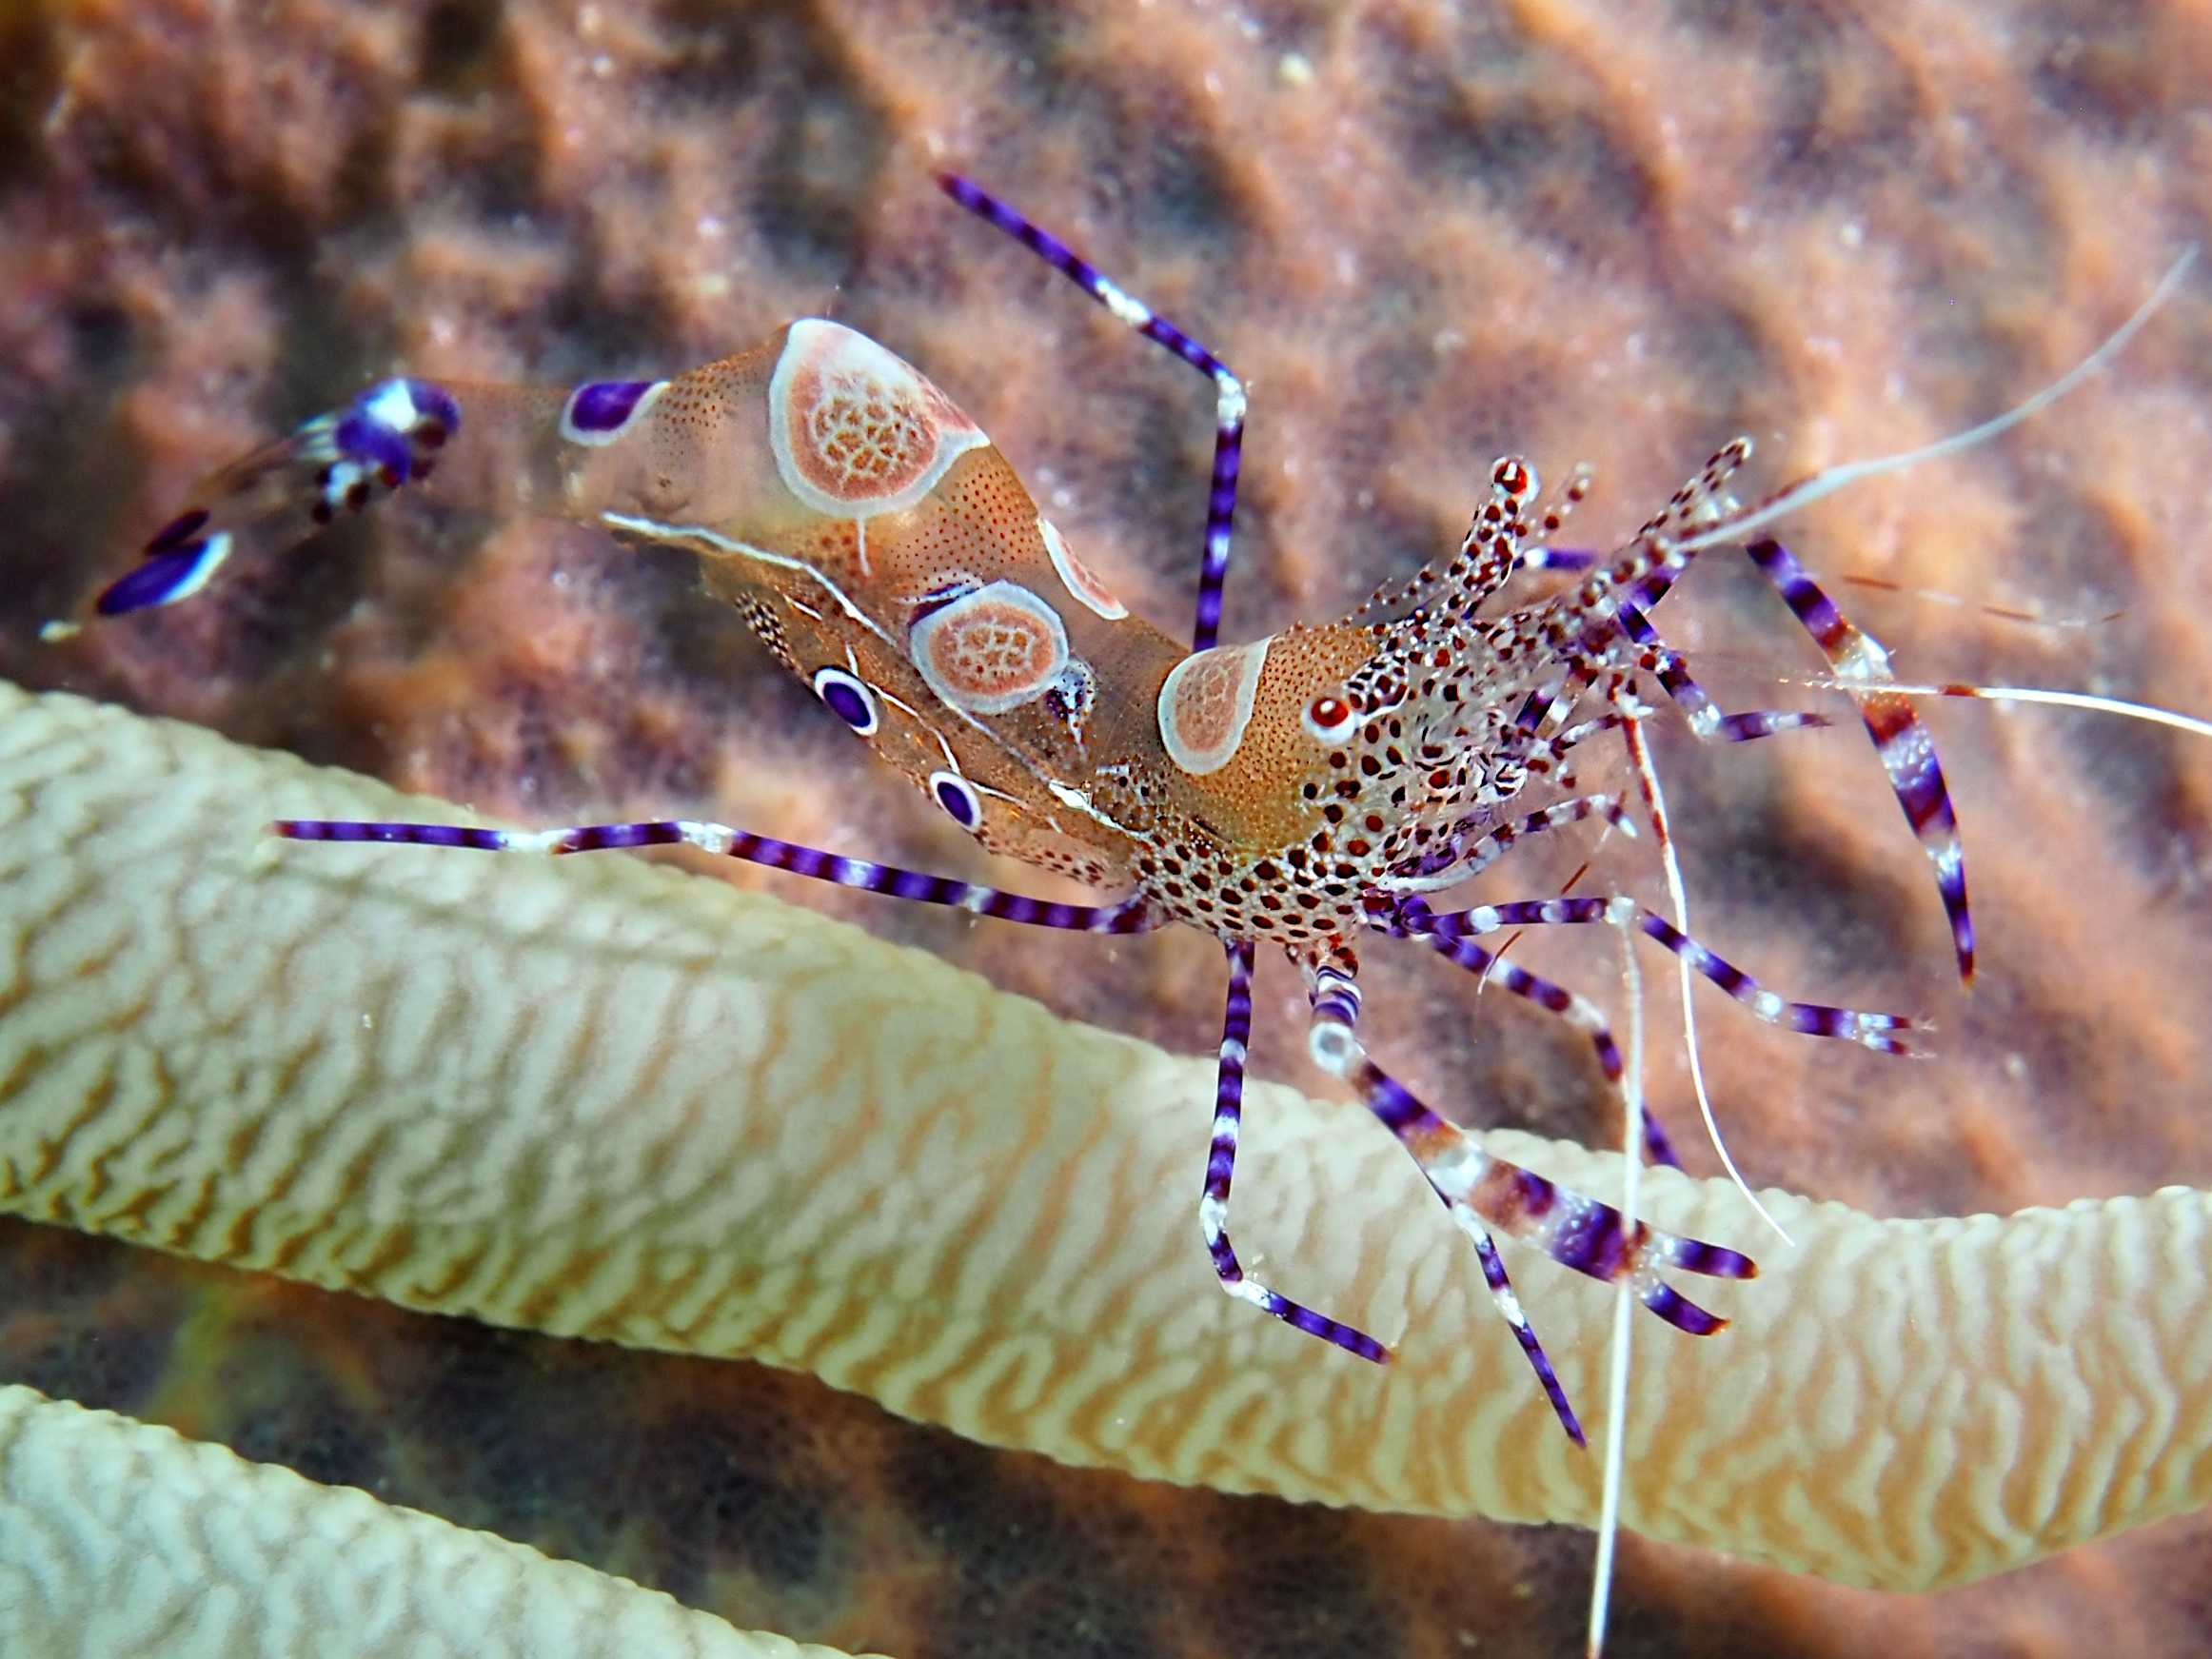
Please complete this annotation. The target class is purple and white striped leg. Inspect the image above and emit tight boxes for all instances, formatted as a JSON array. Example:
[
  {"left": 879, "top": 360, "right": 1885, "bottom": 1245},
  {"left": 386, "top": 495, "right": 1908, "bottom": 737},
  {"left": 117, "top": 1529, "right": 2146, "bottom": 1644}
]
[
  {"left": 96, "top": 378, "right": 462, "bottom": 617},
  {"left": 1511, "top": 664, "right": 1596, "bottom": 740},
  {"left": 1384, "top": 794, "right": 1637, "bottom": 893},
  {"left": 1531, "top": 551, "right": 1820, "bottom": 742},
  {"left": 1745, "top": 535, "right": 1973, "bottom": 982},
  {"left": 1517, "top": 711, "right": 1631, "bottom": 784},
  {"left": 1306, "top": 960, "right": 1758, "bottom": 1442},
  {"left": 1358, "top": 898, "right": 1681, "bottom": 1169},
  {"left": 272, "top": 818, "right": 1159, "bottom": 932},
  {"left": 1617, "top": 601, "right": 1831, "bottom": 743},
  {"left": 1392, "top": 893, "right": 1921, "bottom": 1056},
  {"left": 1200, "top": 941, "right": 1389, "bottom": 1363},
  {"left": 1517, "top": 545, "right": 1601, "bottom": 574},
  {"left": 1304, "top": 959, "right": 1583, "bottom": 1442},
  {"left": 938, "top": 173, "right": 1245, "bottom": 653}
]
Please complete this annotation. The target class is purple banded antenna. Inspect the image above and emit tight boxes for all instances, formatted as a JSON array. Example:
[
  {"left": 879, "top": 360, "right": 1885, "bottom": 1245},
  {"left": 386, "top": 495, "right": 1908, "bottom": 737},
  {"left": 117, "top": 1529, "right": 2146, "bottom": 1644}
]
[{"left": 938, "top": 173, "right": 1246, "bottom": 653}]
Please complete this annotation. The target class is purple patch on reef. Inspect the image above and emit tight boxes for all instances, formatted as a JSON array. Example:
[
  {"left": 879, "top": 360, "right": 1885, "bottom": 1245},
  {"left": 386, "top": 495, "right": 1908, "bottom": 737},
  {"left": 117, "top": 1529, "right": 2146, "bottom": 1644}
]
[{"left": 565, "top": 380, "right": 658, "bottom": 435}]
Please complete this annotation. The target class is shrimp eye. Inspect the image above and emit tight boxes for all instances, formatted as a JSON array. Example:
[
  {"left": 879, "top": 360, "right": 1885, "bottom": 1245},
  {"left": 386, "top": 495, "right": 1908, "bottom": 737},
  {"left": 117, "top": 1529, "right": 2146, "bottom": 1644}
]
[
  {"left": 928, "top": 769, "right": 984, "bottom": 831},
  {"left": 1302, "top": 695, "right": 1357, "bottom": 742},
  {"left": 811, "top": 666, "right": 879, "bottom": 735}
]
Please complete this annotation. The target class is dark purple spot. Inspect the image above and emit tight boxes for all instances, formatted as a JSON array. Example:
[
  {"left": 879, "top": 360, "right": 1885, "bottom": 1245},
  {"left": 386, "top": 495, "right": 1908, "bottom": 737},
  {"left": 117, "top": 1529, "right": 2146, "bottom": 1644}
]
[
  {"left": 1043, "top": 661, "right": 1095, "bottom": 729},
  {"left": 143, "top": 507, "right": 208, "bottom": 556},
  {"left": 931, "top": 771, "right": 982, "bottom": 830},
  {"left": 405, "top": 380, "right": 461, "bottom": 439},
  {"left": 96, "top": 545, "right": 208, "bottom": 615},
  {"left": 907, "top": 578, "right": 981, "bottom": 626},
  {"left": 334, "top": 412, "right": 412, "bottom": 484},
  {"left": 810, "top": 667, "right": 878, "bottom": 735},
  {"left": 564, "top": 380, "right": 658, "bottom": 435}
]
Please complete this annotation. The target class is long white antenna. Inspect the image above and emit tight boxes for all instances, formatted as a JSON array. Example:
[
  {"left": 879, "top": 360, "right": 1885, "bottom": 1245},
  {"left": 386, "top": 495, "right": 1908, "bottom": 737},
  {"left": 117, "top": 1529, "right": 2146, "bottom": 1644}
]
[
  {"left": 1820, "top": 680, "right": 2212, "bottom": 743},
  {"left": 1676, "top": 248, "right": 2198, "bottom": 558},
  {"left": 1623, "top": 716, "right": 1793, "bottom": 1246},
  {"left": 1588, "top": 894, "right": 1648, "bottom": 1659}
]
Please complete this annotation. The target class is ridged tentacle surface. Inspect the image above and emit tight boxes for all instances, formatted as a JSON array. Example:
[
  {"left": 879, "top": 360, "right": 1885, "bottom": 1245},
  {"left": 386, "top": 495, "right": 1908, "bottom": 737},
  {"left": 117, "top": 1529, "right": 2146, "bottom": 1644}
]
[
  {"left": 0, "top": 1384, "right": 871, "bottom": 1659},
  {"left": 0, "top": 682, "right": 2208, "bottom": 1594}
]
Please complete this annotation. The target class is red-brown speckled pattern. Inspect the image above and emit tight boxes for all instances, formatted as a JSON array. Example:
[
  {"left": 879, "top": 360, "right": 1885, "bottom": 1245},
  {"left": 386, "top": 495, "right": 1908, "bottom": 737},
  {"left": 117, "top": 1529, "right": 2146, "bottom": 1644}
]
[{"left": 4, "top": 0, "right": 2212, "bottom": 1654}]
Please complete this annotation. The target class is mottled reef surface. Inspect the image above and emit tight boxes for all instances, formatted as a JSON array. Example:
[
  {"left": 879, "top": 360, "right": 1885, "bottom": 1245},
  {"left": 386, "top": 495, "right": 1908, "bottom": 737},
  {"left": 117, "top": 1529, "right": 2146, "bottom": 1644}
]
[{"left": 5, "top": 0, "right": 2212, "bottom": 1654}]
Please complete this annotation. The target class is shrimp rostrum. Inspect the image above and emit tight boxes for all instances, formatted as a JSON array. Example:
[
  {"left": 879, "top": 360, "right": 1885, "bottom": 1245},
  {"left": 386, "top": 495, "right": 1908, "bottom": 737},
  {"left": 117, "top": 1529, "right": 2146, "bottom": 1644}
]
[{"left": 101, "top": 176, "right": 2158, "bottom": 1445}]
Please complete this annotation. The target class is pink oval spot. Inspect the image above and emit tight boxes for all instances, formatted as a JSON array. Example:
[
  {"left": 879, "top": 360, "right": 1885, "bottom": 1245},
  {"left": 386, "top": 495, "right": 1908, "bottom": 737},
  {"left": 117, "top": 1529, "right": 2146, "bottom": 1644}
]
[
  {"left": 910, "top": 581, "right": 1071, "bottom": 715},
  {"left": 1038, "top": 517, "right": 1127, "bottom": 620},
  {"left": 1158, "top": 640, "right": 1270, "bottom": 776},
  {"left": 768, "top": 321, "right": 985, "bottom": 518}
]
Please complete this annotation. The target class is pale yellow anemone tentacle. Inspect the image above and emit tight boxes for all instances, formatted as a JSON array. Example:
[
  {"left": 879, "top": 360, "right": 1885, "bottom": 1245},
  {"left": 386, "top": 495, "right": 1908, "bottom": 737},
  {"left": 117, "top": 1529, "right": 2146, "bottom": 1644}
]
[
  {"left": 0, "top": 682, "right": 2207, "bottom": 1598},
  {"left": 0, "top": 1384, "right": 874, "bottom": 1659}
]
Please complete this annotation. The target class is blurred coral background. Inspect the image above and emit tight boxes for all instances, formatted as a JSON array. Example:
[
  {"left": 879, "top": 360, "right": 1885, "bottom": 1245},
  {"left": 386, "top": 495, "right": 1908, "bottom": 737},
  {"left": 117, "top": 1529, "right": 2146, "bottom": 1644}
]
[{"left": 3, "top": 0, "right": 2211, "bottom": 1653}]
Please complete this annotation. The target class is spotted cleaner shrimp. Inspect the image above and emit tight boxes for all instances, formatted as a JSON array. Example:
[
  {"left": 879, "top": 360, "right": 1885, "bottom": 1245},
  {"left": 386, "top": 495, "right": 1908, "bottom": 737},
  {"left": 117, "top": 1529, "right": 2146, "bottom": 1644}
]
[{"left": 80, "top": 175, "right": 2195, "bottom": 1460}]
